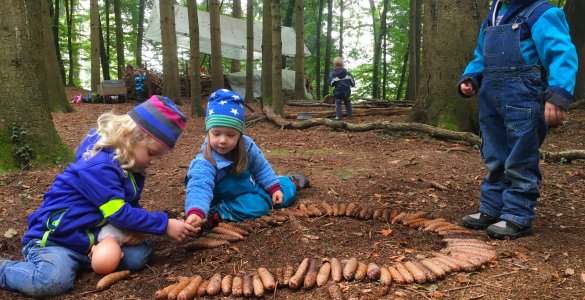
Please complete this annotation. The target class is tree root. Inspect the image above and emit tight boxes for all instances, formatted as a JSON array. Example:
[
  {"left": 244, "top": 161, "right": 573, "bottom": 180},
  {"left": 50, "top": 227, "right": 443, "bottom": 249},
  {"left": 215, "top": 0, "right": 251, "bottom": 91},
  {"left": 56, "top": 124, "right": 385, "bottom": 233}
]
[{"left": 261, "top": 106, "right": 585, "bottom": 163}]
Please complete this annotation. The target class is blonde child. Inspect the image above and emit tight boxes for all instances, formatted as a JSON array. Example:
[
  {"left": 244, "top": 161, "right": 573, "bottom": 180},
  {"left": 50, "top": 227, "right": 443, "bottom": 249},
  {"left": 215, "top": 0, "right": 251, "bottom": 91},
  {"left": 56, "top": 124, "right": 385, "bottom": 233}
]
[
  {"left": 0, "top": 96, "right": 199, "bottom": 297},
  {"left": 327, "top": 56, "right": 355, "bottom": 120},
  {"left": 184, "top": 89, "right": 309, "bottom": 228}
]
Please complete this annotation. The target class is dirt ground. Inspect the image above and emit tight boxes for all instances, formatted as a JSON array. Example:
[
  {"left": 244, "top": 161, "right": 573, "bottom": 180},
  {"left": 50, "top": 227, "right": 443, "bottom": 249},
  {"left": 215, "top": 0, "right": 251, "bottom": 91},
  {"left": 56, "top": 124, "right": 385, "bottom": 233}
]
[{"left": 1, "top": 89, "right": 585, "bottom": 299}]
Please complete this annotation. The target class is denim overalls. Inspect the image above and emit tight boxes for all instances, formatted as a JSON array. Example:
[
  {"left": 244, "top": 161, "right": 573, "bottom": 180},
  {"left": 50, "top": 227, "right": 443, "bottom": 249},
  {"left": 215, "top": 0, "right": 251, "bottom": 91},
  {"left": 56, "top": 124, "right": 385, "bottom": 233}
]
[
  {"left": 477, "top": 0, "right": 548, "bottom": 227},
  {"left": 211, "top": 166, "right": 297, "bottom": 222}
]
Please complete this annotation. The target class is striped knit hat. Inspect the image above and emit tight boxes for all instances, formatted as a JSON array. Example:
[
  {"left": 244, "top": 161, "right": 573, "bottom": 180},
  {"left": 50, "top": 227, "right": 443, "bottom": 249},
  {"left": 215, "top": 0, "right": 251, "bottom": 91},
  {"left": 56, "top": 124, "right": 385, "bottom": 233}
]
[
  {"left": 129, "top": 95, "right": 187, "bottom": 150},
  {"left": 205, "top": 89, "right": 245, "bottom": 133}
]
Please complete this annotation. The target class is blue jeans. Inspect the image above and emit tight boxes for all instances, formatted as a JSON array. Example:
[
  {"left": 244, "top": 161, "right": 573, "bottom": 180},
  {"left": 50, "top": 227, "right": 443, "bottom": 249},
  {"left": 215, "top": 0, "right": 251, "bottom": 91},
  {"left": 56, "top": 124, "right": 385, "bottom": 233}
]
[
  {"left": 335, "top": 96, "right": 353, "bottom": 119},
  {"left": 0, "top": 239, "right": 152, "bottom": 297},
  {"left": 478, "top": 67, "right": 547, "bottom": 226}
]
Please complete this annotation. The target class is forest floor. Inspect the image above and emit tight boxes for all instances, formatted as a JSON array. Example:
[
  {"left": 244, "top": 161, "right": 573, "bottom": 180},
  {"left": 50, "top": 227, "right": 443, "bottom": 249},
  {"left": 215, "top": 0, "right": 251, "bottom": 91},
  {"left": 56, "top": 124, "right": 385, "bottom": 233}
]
[{"left": 1, "top": 88, "right": 585, "bottom": 299}]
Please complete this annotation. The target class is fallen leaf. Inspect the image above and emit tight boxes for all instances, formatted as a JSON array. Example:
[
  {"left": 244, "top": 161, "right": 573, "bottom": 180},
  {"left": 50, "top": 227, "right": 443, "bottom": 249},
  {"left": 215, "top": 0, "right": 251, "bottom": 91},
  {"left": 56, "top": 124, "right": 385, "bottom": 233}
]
[
  {"left": 379, "top": 229, "right": 393, "bottom": 236},
  {"left": 515, "top": 250, "right": 528, "bottom": 260},
  {"left": 428, "top": 291, "right": 444, "bottom": 298},
  {"left": 303, "top": 234, "right": 320, "bottom": 240},
  {"left": 565, "top": 268, "right": 575, "bottom": 276},
  {"left": 404, "top": 248, "right": 415, "bottom": 254},
  {"left": 456, "top": 274, "right": 470, "bottom": 284},
  {"left": 3, "top": 228, "right": 17, "bottom": 238},
  {"left": 580, "top": 273, "right": 585, "bottom": 283},
  {"left": 551, "top": 272, "right": 561, "bottom": 282}
]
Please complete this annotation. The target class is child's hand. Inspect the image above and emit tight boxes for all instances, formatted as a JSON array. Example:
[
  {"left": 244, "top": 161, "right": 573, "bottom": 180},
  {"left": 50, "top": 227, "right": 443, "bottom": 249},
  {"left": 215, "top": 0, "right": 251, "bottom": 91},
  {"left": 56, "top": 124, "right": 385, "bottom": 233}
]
[
  {"left": 544, "top": 102, "right": 567, "bottom": 126},
  {"left": 272, "top": 190, "right": 284, "bottom": 205},
  {"left": 166, "top": 218, "right": 199, "bottom": 242},
  {"left": 460, "top": 81, "right": 475, "bottom": 97},
  {"left": 185, "top": 214, "right": 206, "bottom": 228}
]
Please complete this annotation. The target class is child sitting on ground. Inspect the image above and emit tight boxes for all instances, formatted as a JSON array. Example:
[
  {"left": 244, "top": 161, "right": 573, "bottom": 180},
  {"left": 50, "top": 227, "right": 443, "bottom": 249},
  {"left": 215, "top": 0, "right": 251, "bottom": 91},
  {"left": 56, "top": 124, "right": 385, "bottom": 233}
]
[
  {"left": 0, "top": 96, "right": 199, "bottom": 297},
  {"left": 184, "top": 89, "right": 309, "bottom": 228}
]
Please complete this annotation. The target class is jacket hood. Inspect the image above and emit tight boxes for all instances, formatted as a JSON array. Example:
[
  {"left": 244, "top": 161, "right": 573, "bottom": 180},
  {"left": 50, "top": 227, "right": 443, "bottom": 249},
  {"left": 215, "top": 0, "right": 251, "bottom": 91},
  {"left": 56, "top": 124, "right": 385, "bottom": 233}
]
[
  {"left": 334, "top": 68, "right": 348, "bottom": 79},
  {"left": 489, "top": 0, "right": 548, "bottom": 26}
]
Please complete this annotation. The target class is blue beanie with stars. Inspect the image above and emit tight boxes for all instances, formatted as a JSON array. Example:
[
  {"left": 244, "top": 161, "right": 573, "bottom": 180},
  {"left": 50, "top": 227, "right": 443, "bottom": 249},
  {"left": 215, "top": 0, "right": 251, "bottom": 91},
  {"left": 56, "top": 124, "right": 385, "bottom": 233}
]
[{"left": 205, "top": 89, "right": 246, "bottom": 133}]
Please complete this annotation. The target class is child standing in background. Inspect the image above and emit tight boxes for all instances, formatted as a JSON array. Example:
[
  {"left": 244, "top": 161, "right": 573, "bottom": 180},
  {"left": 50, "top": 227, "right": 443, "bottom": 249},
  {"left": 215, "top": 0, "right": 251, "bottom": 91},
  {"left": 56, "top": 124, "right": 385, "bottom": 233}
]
[
  {"left": 0, "top": 96, "right": 199, "bottom": 297},
  {"left": 458, "top": 0, "right": 577, "bottom": 239},
  {"left": 327, "top": 56, "right": 356, "bottom": 120},
  {"left": 184, "top": 89, "right": 309, "bottom": 228}
]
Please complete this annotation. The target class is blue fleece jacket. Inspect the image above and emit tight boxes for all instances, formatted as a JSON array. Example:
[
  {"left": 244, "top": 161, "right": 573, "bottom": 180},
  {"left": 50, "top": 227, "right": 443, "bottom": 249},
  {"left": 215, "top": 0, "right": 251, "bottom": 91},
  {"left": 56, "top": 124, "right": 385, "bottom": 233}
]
[
  {"left": 459, "top": 0, "right": 577, "bottom": 110},
  {"left": 184, "top": 135, "right": 280, "bottom": 217},
  {"left": 327, "top": 68, "right": 356, "bottom": 99},
  {"left": 22, "top": 130, "right": 168, "bottom": 254}
]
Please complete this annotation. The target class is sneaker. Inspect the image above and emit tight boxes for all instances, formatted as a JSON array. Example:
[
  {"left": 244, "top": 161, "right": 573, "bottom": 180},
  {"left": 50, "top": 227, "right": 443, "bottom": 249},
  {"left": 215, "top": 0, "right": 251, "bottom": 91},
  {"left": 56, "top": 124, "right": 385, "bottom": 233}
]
[
  {"left": 289, "top": 173, "right": 310, "bottom": 189},
  {"left": 487, "top": 220, "right": 533, "bottom": 240},
  {"left": 461, "top": 212, "right": 498, "bottom": 230}
]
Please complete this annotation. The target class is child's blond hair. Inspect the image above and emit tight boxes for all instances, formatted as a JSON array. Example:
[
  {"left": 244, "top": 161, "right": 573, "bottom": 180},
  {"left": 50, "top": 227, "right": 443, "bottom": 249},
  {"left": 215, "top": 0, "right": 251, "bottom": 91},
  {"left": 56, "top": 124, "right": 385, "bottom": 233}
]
[
  {"left": 333, "top": 56, "right": 344, "bottom": 68},
  {"left": 85, "top": 112, "right": 151, "bottom": 170},
  {"left": 203, "top": 134, "right": 248, "bottom": 174}
]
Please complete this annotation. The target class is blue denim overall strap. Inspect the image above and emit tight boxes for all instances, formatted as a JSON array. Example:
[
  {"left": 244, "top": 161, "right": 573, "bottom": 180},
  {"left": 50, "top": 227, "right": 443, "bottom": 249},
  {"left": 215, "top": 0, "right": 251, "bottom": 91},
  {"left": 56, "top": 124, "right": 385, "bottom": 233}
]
[
  {"left": 211, "top": 166, "right": 297, "bottom": 222},
  {"left": 477, "top": 0, "right": 548, "bottom": 227}
]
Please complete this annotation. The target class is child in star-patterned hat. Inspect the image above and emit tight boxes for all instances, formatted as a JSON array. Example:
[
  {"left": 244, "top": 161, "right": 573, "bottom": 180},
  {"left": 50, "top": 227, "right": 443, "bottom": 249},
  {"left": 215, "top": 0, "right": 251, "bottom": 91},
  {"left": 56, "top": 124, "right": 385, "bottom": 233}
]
[{"left": 184, "top": 89, "right": 309, "bottom": 228}]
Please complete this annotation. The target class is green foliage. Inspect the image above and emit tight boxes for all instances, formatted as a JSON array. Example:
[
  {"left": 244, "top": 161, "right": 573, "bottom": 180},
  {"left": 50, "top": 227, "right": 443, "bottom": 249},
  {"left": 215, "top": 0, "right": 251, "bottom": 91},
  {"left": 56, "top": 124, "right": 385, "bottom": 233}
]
[{"left": 10, "top": 122, "right": 34, "bottom": 170}]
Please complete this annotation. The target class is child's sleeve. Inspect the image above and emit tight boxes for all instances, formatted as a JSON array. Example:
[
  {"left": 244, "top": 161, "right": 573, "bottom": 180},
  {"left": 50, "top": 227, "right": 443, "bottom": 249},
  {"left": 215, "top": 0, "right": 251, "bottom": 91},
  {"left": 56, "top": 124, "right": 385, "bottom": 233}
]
[
  {"left": 458, "top": 20, "right": 488, "bottom": 97},
  {"left": 247, "top": 138, "right": 280, "bottom": 193},
  {"left": 532, "top": 8, "right": 578, "bottom": 111},
  {"left": 349, "top": 72, "right": 356, "bottom": 87},
  {"left": 76, "top": 162, "right": 168, "bottom": 235},
  {"left": 184, "top": 155, "right": 217, "bottom": 218}
]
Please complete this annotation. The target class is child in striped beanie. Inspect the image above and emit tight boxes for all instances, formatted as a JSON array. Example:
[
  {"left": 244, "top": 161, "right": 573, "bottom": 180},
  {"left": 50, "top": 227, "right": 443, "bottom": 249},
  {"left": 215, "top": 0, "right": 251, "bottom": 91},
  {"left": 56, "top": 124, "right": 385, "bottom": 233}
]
[
  {"left": 184, "top": 89, "right": 310, "bottom": 229},
  {"left": 0, "top": 96, "right": 199, "bottom": 297}
]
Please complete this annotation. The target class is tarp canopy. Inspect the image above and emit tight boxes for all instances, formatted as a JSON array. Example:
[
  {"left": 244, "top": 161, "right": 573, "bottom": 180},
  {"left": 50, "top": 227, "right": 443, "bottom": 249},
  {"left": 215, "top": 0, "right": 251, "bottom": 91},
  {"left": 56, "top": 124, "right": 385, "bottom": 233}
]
[
  {"left": 226, "top": 69, "right": 313, "bottom": 100},
  {"left": 145, "top": 0, "right": 311, "bottom": 60}
]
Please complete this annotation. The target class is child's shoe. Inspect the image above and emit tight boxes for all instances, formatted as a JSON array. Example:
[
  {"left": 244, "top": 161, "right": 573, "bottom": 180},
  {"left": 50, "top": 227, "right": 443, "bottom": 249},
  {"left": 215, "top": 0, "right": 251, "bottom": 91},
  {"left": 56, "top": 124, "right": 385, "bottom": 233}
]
[
  {"left": 487, "top": 220, "right": 532, "bottom": 240},
  {"left": 461, "top": 212, "right": 498, "bottom": 230},
  {"left": 289, "top": 173, "right": 310, "bottom": 189}
]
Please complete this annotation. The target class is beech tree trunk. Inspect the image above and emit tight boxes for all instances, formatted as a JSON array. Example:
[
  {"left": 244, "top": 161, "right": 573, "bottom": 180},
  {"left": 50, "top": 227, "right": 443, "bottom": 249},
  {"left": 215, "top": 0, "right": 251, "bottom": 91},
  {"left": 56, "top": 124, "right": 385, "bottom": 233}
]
[
  {"left": 114, "top": 0, "right": 125, "bottom": 79},
  {"left": 407, "top": 0, "right": 422, "bottom": 102},
  {"left": 160, "top": 0, "right": 183, "bottom": 103},
  {"left": 188, "top": 0, "right": 204, "bottom": 116},
  {"left": 50, "top": 0, "right": 66, "bottom": 84},
  {"left": 281, "top": 0, "right": 295, "bottom": 68},
  {"left": 322, "top": 0, "right": 333, "bottom": 97},
  {"left": 314, "top": 0, "right": 324, "bottom": 100},
  {"left": 408, "top": 0, "right": 489, "bottom": 132},
  {"left": 209, "top": 0, "right": 224, "bottom": 91},
  {"left": 564, "top": 0, "right": 585, "bottom": 99},
  {"left": 136, "top": 0, "right": 146, "bottom": 67},
  {"left": 245, "top": 0, "right": 254, "bottom": 102},
  {"left": 261, "top": 0, "right": 273, "bottom": 104},
  {"left": 0, "top": 0, "right": 72, "bottom": 171},
  {"left": 295, "top": 0, "right": 305, "bottom": 100},
  {"left": 90, "top": 0, "right": 101, "bottom": 93},
  {"left": 65, "top": 0, "right": 77, "bottom": 86},
  {"left": 231, "top": 0, "right": 242, "bottom": 72},
  {"left": 372, "top": 0, "right": 389, "bottom": 99},
  {"left": 271, "top": 0, "right": 283, "bottom": 115}
]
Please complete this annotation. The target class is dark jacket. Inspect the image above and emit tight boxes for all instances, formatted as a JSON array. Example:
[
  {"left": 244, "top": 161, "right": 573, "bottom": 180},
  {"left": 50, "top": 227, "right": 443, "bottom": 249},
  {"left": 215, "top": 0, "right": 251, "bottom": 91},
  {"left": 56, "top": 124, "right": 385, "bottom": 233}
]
[{"left": 327, "top": 68, "right": 355, "bottom": 99}]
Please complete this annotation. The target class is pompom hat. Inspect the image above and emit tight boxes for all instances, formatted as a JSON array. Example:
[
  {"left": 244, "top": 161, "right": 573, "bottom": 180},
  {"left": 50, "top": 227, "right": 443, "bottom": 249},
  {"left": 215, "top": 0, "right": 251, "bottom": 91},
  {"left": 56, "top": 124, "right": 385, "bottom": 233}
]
[
  {"left": 205, "top": 89, "right": 246, "bottom": 133},
  {"left": 129, "top": 95, "right": 187, "bottom": 150}
]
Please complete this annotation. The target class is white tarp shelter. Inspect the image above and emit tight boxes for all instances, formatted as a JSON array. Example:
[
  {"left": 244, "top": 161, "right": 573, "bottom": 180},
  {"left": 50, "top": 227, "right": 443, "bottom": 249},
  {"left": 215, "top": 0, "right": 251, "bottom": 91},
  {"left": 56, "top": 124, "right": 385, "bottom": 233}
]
[
  {"left": 226, "top": 69, "right": 313, "bottom": 100},
  {"left": 144, "top": 0, "right": 311, "bottom": 60}
]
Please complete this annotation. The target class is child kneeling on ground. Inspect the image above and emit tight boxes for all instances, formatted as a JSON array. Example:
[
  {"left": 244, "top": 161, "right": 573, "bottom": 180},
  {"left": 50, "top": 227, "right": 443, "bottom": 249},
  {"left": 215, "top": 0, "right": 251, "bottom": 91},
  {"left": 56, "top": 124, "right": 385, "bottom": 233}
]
[{"left": 184, "top": 89, "right": 309, "bottom": 228}]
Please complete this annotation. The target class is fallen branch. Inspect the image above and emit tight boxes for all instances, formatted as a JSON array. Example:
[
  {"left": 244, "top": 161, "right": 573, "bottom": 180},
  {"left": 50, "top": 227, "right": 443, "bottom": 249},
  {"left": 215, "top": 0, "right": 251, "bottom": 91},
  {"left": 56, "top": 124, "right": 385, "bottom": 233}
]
[
  {"left": 262, "top": 106, "right": 585, "bottom": 163},
  {"left": 284, "top": 107, "right": 410, "bottom": 119},
  {"left": 569, "top": 99, "right": 585, "bottom": 110}
]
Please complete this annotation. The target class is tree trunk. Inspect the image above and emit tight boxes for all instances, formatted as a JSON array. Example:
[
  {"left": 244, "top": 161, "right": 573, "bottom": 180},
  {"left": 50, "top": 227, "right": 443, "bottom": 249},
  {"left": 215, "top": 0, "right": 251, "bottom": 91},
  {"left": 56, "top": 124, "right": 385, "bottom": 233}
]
[
  {"left": 65, "top": 0, "right": 77, "bottom": 86},
  {"left": 209, "top": 0, "right": 224, "bottom": 91},
  {"left": 564, "top": 0, "right": 585, "bottom": 99},
  {"left": 245, "top": 0, "right": 255, "bottom": 103},
  {"left": 231, "top": 0, "right": 242, "bottom": 72},
  {"left": 408, "top": 0, "right": 489, "bottom": 132},
  {"left": 0, "top": 0, "right": 72, "bottom": 171},
  {"left": 314, "top": 0, "right": 324, "bottom": 100},
  {"left": 281, "top": 0, "right": 295, "bottom": 68},
  {"left": 372, "top": 0, "right": 389, "bottom": 100},
  {"left": 160, "top": 0, "right": 183, "bottom": 103},
  {"left": 188, "top": 0, "right": 204, "bottom": 117},
  {"left": 136, "top": 0, "right": 146, "bottom": 68},
  {"left": 295, "top": 0, "right": 305, "bottom": 100},
  {"left": 42, "top": 0, "right": 73, "bottom": 113},
  {"left": 90, "top": 0, "right": 101, "bottom": 93},
  {"left": 322, "top": 0, "right": 333, "bottom": 97},
  {"left": 105, "top": 0, "right": 111, "bottom": 63},
  {"left": 114, "top": 0, "right": 124, "bottom": 79},
  {"left": 271, "top": 0, "right": 283, "bottom": 115},
  {"left": 396, "top": 48, "right": 408, "bottom": 100},
  {"left": 382, "top": 31, "right": 387, "bottom": 100},
  {"left": 407, "top": 0, "right": 422, "bottom": 102},
  {"left": 261, "top": 0, "right": 273, "bottom": 105},
  {"left": 99, "top": 22, "right": 112, "bottom": 81},
  {"left": 339, "top": 0, "right": 344, "bottom": 57},
  {"left": 50, "top": 0, "right": 66, "bottom": 85}
]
